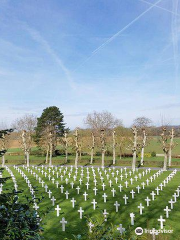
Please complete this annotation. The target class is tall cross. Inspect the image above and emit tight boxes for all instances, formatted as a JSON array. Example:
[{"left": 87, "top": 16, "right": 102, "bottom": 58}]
[
  {"left": 78, "top": 207, "right": 84, "bottom": 219},
  {"left": 164, "top": 206, "right": 171, "bottom": 218},
  {"left": 102, "top": 193, "right": 108, "bottom": 203},
  {"left": 117, "top": 224, "right": 125, "bottom": 234},
  {"left": 158, "top": 215, "right": 165, "bottom": 229},
  {"left": 114, "top": 201, "right": 120, "bottom": 212},
  {"left": 91, "top": 199, "right": 97, "bottom": 210},
  {"left": 60, "top": 217, "right": 67, "bottom": 231},
  {"left": 55, "top": 205, "right": 61, "bottom": 217},
  {"left": 138, "top": 203, "right": 144, "bottom": 215},
  {"left": 145, "top": 197, "right": 151, "bottom": 207}
]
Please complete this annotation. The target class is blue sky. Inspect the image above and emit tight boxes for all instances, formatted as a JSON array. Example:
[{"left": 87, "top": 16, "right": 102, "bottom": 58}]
[{"left": 0, "top": 0, "right": 180, "bottom": 129}]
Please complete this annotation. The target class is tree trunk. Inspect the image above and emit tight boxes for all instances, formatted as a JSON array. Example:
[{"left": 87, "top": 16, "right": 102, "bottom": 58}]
[
  {"left": 113, "top": 147, "right": 116, "bottom": 165},
  {"left": 132, "top": 151, "right": 136, "bottom": 171},
  {"left": 168, "top": 148, "right": 172, "bottom": 167},
  {"left": 90, "top": 148, "right": 94, "bottom": 164},
  {"left": 75, "top": 151, "right": 78, "bottom": 168},
  {"left": 49, "top": 148, "right": 52, "bottom": 167},
  {"left": 140, "top": 147, "right": 144, "bottom": 165},
  {"left": 112, "top": 131, "right": 116, "bottom": 165},
  {"left": 132, "top": 127, "right": 138, "bottom": 171},
  {"left": 46, "top": 148, "right": 49, "bottom": 164},
  {"left": 163, "top": 152, "right": 168, "bottom": 171},
  {"left": 2, "top": 155, "right": 5, "bottom": 167},
  {"left": 102, "top": 151, "right": 105, "bottom": 168},
  {"left": 26, "top": 152, "right": 30, "bottom": 167},
  {"left": 65, "top": 148, "right": 68, "bottom": 163}
]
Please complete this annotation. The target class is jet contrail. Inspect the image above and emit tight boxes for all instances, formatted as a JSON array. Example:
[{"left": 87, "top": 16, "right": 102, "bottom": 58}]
[
  {"left": 73, "top": 0, "right": 163, "bottom": 71},
  {"left": 139, "top": 0, "right": 180, "bottom": 17},
  {"left": 22, "top": 23, "right": 76, "bottom": 90}
]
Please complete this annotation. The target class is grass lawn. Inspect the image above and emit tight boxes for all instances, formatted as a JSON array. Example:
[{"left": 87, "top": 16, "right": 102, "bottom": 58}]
[{"left": 2, "top": 166, "right": 180, "bottom": 240}]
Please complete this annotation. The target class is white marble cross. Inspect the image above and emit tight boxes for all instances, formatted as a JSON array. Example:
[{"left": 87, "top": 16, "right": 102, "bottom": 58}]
[
  {"left": 78, "top": 207, "right": 84, "bottom": 219},
  {"left": 48, "top": 190, "right": 52, "bottom": 198},
  {"left": 88, "top": 222, "right": 94, "bottom": 232},
  {"left": 164, "top": 206, "right": 171, "bottom": 218},
  {"left": 51, "top": 196, "right": 56, "bottom": 206},
  {"left": 130, "top": 212, "right": 135, "bottom": 225},
  {"left": 123, "top": 194, "right": 128, "bottom": 205},
  {"left": 83, "top": 192, "right": 88, "bottom": 201},
  {"left": 71, "top": 198, "right": 76, "bottom": 208},
  {"left": 124, "top": 181, "right": 128, "bottom": 188},
  {"left": 102, "top": 193, "right": 108, "bottom": 203},
  {"left": 118, "top": 184, "right": 123, "bottom": 192},
  {"left": 145, "top": 197, "right": 151, "bottom": 207},
  {"left": 111, "top": 188, "right": 116, "bottom": 197},
  {"left": 114, "top": 201, "right": 120, "bottom": 212},
  {"left": 158, "top": 215, "right": 165, "bottom": 229},
  {"left": 155, "top": 187, "right": 160, "bottom": 195},
  {"left": 173, "top": 193, "right": 177, "bottom": 202},
  {"left": 138, "top": 203, "right": 144, "bottom": 215},
  {"left": 102, "top": 183, "right": 106, "bottom": 191},
  {"left": 91, "top": 199, "right": 97, "bottom": 210},
  {"left": 65, "top": 191, "right": 69, "bottom": 199},
  {"left": 60, "top": 185, "right": 64, "bottom": 193},
  {"left": 136, "top": 185, "right": 141, "bottom": 194},
  {"left": 130, "top": 190, "right": 135, "bottom": 199},
  {"left": 76, "top": 186, "right": 80, "bottom": 194},
  {"left": 55, "top": 205, "right": 61, "bottom": 216},
  {"left": 44, "top": 185, "right": 48, "bottom": 192},
  {"left": 70, "top": 182, "right": 74, "bottom": 189},
  {"left": 93, "top": 187, "right": 98, "bottom": 195},
  {"left": 150, "top": 191, "right": 156, "bottom": 201},
  {"left": 60, "top": 217, "right": 67, "bottom": 231},
  {"left": 86, "top": 182, "right": 90, "bottom": 190},
  {"left": 117, "top": 224, "right": 125, "bottom": 234},
  {"left": 169, "top": 199, "right": 174, "bottom": 209}
]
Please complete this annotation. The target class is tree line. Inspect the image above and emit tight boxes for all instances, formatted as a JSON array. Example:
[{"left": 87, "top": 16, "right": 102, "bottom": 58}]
[{"left": 0, "top": 106, "right": 178, "bottom": 171}]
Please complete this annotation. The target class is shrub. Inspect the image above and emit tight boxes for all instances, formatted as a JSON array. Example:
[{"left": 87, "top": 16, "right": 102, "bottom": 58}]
[
  {"left": 0, "top": 168, "right": 43, "bottom": 240},
  {"left": 151, "top": 151, "right": 156, "bottom": 157},
  {"left": 31, "top": 149, "right": 45, "bottom": 156},
  {"left": 106, "top": 150, "right": 113, "bottom": 156},
  {"left": 95, "top": 152, "right": 101, "bottom": 156},
  {"left": 55, "top": 149, "right": 66, "bottom": 156}
]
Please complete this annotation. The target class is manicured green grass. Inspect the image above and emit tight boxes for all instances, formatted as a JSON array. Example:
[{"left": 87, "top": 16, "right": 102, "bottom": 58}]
[
  {"left": 145, "top": 137, "right": 180, "bottom": 155},
  {"left": 3, "top": 166, "right": 180, "bottom": 240}
]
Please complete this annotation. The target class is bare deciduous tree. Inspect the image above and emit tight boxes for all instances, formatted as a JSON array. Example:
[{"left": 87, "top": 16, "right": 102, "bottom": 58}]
[
  {"left": 89, "top": 132, "right": 95, "bottom": 164},
  {"left": 161, "top": 127, "right": 169, "bottom": 171},
  {"left": 133, "top": 117, "right": 152, "bottom": 129},
  {"left": 63, "top": 131, "right": 68, "bottom": 163},
  {"left": 21, "top": 130, "right": 31, "bottom": 167},
  {"left": 112, "top": 130, "right": 116, "bottom": 165},
  {"left": 140, "top": 129, "right": 147, "bottom": 166},
  {"left": 100, "top": 129, "right": 106, "bottom": 168},
  {"left": 168, "top": 128, "right": 176, "bottom": 167},
  {"left": 12, "top": 114, "right": 37, "bottom": 164},
  {"left": 131, "top": 126, "right": 139, "bottom": 171},
  {"left": 84, "top": 111, "right": 123, "bottom": 132}
]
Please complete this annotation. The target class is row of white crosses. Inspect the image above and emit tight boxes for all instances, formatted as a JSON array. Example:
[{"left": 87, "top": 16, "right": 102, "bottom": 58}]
[
  {"left": 129, "top": 169, "right": 178, "bottom": 229},
  {"left": 3, "top": 166, "right": 18, "bottom": 195},
  {"left": 158, "top": 170, "right": 180, "bottom": 229},
  {"left": 22, "top": 165, "right": 136, "bottom": 231},
  {"left": 19, "top": 165, "right": 174, "bottom": 233},
  {"left": 41, "top": 166, "right": 154, "bottom": 231},
  {"left": 21, "top": 166, "right": 68, "bottom": 230},
  {"left": 30, "top": 166, "right": 154, "bottom": 215},
  {"left": 13, "top": 166, "right": 42, "bottom": 224}
]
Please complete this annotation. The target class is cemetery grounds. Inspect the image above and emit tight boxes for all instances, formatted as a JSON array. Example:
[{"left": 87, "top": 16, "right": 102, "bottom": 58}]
[{"left": 2, "top": 165, "right": 180, "bottom": 240}]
